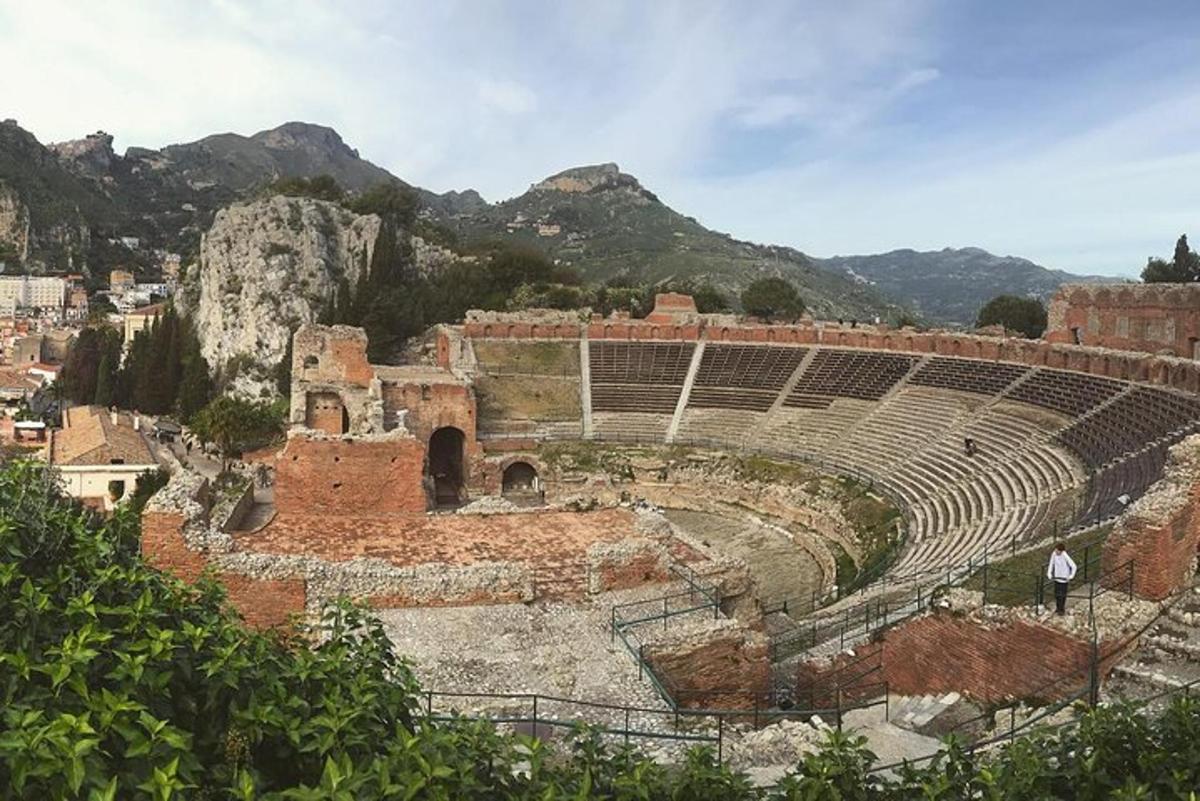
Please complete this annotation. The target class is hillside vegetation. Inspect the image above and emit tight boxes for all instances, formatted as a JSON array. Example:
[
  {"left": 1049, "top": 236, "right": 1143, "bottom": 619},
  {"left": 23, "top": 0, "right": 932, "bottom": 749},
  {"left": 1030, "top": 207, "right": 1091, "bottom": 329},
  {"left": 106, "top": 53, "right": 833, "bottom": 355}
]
[{"left": 822, "top": 247, "right": 1108, "bottom": 325}]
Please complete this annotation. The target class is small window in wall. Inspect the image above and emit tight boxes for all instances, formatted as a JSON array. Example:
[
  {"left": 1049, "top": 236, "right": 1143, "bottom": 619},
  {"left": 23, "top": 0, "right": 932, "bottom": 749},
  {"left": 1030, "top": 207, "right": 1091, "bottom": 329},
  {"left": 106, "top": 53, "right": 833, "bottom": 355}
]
[
  {"left": 305, "top": 391, "right": 347, "bottom": 435},
  {"left": 1070, "top": 327, "right": 1082, "bottom": 345},
  {"left": 1191, "top": 337, "right": 1200, "bottom": 361},
  {"left": 110, "top": 458, "right": 125, "bottom": 465},
  {"left": 107, "top": 480, "right": 126, "bottom": 500},
  {"left": 303, "top": 355, "right": 319, "bottom": 369}
]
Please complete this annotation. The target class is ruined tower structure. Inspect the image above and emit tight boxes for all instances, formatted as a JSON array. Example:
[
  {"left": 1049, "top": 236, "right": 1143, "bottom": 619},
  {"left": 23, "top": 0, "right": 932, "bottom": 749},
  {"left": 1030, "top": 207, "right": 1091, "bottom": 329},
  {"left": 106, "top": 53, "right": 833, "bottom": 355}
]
[
  {"left": 1046, "top": 283, "right": 1200, "bottom": 360},
  {"left": 282, "top": 324, "right": 482, "bottom": 513}
]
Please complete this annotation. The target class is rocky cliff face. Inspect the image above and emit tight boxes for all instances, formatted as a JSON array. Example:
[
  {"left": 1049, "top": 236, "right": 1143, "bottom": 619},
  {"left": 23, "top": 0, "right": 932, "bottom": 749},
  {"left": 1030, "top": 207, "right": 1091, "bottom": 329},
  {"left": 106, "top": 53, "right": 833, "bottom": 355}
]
[
  {"left": 0, "top": 184, "right": 30, "bottom": 262},
  {"left": 532, "top": 162, "right": 651, "bottom": 200},
  {"left": 192, "top": 196, "right": 380, "bottom": 397}
]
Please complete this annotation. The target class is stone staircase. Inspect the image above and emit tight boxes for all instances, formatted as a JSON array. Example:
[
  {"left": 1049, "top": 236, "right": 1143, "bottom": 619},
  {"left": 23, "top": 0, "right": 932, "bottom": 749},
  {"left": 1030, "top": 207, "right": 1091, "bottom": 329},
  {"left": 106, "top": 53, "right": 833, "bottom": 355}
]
[
  {"left": 1105, "top": 585, "right": 1200, "bottom": 709},
  {"left": 887, "top": 692, "right": 962, "bottom": 731}
]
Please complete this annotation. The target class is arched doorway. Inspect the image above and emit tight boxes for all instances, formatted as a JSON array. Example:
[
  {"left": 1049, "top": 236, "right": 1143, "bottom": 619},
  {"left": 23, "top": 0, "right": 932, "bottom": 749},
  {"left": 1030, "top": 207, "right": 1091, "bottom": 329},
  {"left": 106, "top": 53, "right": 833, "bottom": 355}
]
[
  {"left": 501, "top": 461, "right": 540, "bottom": 503},
  {"left": 427, "top": 427, "right": 466, "bottom": 508}
]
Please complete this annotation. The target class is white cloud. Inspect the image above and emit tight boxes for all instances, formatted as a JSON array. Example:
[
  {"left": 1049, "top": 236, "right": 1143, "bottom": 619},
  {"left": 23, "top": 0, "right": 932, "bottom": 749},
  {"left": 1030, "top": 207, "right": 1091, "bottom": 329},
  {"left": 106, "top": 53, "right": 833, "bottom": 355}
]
[{"left": 476, "top": 79, "right": 538, "bottom": 115}]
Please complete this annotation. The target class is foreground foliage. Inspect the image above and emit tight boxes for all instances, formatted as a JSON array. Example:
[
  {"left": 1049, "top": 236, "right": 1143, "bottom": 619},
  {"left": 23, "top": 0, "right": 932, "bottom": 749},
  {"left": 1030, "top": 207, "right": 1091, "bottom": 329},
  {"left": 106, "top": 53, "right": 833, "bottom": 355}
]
[{"left": 1, "top": 459, "right": 1199, "bottom": 799}]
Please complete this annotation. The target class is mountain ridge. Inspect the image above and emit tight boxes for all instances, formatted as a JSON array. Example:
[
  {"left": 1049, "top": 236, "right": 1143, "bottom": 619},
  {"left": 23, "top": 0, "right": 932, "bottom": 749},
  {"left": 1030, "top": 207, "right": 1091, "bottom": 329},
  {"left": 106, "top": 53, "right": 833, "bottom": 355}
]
[{"left": 0, "top": 119, "right": 1102, "bottom": 322}]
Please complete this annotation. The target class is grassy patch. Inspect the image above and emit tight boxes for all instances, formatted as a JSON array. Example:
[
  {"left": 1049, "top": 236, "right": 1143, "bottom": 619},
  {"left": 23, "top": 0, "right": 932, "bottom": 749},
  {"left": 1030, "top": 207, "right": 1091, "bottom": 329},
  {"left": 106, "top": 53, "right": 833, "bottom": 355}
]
[
  {"left": 475, "top": 375, "right": 580, "bottom": 421},
  {"left": 538, "top": 442, "right": 634, "bottom": 480},
  {"left": 473, "top": 340, "right": 580, "bottom": 375},
  {"left": 729, "top": 455, "right": 817, "bottom": 486},
  {"left": 961, "top": 525, "right": 1114, "bottom": 605}
]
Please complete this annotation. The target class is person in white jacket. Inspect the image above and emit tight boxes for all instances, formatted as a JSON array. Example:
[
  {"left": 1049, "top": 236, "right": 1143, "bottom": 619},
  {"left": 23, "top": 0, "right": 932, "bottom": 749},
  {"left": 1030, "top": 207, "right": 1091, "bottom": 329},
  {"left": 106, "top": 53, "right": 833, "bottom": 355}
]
[{"left": 1046, "top": 542, "right": 1077, "bottom": 615}]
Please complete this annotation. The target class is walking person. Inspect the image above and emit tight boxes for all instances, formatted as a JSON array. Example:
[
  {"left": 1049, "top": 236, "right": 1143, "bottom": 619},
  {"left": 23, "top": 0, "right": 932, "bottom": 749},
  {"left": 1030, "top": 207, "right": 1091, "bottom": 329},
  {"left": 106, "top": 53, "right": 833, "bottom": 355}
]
[{"left": 1046, "top": 542, "right": 1077, "bottom": 615}]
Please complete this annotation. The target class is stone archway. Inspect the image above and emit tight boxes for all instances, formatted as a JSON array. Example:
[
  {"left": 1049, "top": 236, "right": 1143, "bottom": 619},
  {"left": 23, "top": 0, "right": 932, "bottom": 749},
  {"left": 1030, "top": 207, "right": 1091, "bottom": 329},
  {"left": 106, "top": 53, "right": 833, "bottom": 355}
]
[
  {"left": 427, "top": 426, "right": 466, "bottom": 508},
  {"left": 501, "top": 461, "right": 540, "bottom": 503}
]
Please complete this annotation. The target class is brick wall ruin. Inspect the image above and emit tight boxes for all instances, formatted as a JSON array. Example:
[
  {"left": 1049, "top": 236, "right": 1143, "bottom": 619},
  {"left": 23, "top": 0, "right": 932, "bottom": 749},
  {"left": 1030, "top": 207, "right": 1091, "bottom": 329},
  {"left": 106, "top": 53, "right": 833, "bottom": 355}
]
[
  {"left": 1102, "top": 434, "right": 1200, "bottom": 600},
  {"left": 796, "top": 598, "right": 1150, "bottom": 707},
  {"left": 644, "top": 621, "right": 772, "bottom": 711},
  {"left": 273, "top": 435, "right": 427, "bottom": 517},
  {"left": 290, "top": 325, "right": 382, "bottom": 434},
  {"left": 1047, "top": 283, "right": 1200, "bottom": 360}
]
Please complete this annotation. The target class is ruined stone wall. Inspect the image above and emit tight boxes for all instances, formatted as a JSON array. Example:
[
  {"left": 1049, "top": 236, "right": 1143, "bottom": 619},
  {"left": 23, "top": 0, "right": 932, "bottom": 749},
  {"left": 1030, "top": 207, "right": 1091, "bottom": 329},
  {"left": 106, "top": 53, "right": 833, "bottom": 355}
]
[
  {"left": 1102, "top": 435, "right": 1200, "bottom": 600},
  {"left": 644, "top": 621, "right": 771, "bottom": 710},
  {"left": 141, "top": 476, "right": 307, "bottom": 628},
  {"left": 290, "top": 324, "right": 382, "bottom": 434},
  {"left": 585, "top": 538, "right": 672, "bottom": 594},
  {"left": 141, "top": 465, "right": 539, "bottom": 629},
  {"left": 381, "top": 380, "right": 484, "bottom": 491},
  {"left": 274, "top": 434, "right": 427, "bottom": 516},
  {"left": 1047, "top": 283, "right": 1200, "bottom": 359},
  {"left": 798, "top": 612, "right": 1097, "bottom": 706},
  {"left": 797, "top": 589, "right": 1157, "bottom": 707}
]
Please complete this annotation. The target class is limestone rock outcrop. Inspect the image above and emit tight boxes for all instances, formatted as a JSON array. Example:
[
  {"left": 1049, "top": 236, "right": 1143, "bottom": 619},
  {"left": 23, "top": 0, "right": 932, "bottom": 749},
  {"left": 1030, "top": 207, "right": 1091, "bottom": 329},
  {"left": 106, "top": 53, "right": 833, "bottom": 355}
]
[
  {"left": 192, "top": 196, "right": 381, "bottom": 397},
  {"left": 0, "top": 184, "right": 30, "bottom": 262}
]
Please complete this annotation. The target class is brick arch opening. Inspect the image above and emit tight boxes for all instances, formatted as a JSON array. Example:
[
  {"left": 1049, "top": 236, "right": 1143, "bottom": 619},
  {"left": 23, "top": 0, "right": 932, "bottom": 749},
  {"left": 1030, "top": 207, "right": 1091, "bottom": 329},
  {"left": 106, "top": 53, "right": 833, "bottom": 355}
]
[
  {"left": 501, "top": 461, "right": 540, "bottom": 502},
  {"left": 428, "top": 426, "right": 466, "bottom": 508}
]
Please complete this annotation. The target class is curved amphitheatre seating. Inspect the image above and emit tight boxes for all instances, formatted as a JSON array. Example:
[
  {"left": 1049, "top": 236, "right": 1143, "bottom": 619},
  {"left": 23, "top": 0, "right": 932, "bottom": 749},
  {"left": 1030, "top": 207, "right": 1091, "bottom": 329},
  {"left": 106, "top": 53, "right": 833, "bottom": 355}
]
[
  {"left": 561, "top": 342, "right": 1200, "bottom": 580},
  {"left": 589, "top": 340, "right": 695, "bottom": 442}
]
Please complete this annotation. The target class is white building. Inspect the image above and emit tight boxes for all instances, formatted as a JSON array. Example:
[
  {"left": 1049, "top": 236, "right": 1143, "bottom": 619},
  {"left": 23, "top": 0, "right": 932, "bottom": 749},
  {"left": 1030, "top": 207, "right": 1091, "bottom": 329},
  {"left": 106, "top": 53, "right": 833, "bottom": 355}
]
[
  {"left": 47, "top": 406, "right": 160, "bottom": 510},
  {"left": 0, "top": 276, "right": 67, "bottom": 311}
]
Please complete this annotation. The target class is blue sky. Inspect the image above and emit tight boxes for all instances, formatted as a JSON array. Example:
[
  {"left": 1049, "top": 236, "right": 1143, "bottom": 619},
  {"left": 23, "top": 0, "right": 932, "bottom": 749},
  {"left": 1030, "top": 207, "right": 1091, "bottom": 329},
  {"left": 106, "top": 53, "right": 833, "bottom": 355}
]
[{"left": 2, "top": 0, "right": 1198, "bottom": 276}]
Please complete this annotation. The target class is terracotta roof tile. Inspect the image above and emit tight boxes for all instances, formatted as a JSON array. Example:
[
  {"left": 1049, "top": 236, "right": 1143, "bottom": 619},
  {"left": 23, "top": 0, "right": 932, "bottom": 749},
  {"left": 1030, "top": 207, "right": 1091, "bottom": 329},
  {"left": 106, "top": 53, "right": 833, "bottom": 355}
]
[{"left": 50, "top": 406, "right": 157, "bottom": 466}]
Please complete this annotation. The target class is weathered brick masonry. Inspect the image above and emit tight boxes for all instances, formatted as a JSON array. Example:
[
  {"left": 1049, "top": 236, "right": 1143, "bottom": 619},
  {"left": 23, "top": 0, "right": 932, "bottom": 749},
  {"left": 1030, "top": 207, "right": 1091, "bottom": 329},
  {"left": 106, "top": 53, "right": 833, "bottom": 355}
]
[
  {"left": 1047, "top": 283, "right": 1200, "bottom": 360},
  {"left": 1102, "top": 435, "right": 1200, "bottom": 600},
  {"left": 644, "top": 622, "right": 772, "bottom": 711},
  {"left": 143, "top": 504, "right": 307, "bottom": 628},
  {"left": 274, "top": 435, "right": 427, "bottom": 516},
  {"left": 798, "top": 610, "right": 1132, "bottom": 706}
]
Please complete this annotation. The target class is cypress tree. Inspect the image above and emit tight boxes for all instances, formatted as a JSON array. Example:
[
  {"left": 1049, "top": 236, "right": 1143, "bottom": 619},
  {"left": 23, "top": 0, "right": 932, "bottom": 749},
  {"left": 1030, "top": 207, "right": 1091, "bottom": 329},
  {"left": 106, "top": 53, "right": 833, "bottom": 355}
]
[
  {"left": 93, "top": 352, "right": 114, "bottom": 408},
  {"left": 177, "top": 340, "right": 212, "bottom": 423}
]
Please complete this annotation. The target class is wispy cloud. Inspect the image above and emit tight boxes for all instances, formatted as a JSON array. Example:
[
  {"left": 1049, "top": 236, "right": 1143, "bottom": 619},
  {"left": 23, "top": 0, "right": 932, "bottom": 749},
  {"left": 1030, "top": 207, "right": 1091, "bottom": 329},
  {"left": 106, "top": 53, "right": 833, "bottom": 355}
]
[{"left": 0, "top": 0, "right": 1197, "bottom": 276}]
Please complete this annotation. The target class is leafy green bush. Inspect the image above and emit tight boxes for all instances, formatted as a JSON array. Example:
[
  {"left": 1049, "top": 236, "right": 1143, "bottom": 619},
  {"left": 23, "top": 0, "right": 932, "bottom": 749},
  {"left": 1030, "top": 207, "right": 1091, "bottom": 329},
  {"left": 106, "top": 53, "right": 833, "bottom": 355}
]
[
  {"left": 976, "top": 294, "right": 1048, "bottom": 338},
  {"left": 2, "top": 457, "right": 1199, "bottom": 799}
]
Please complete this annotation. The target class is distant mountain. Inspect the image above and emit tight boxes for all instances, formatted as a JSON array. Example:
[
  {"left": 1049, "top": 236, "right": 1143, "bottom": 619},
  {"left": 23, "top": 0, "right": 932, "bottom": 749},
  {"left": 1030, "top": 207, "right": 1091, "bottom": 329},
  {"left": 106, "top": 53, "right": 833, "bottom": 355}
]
[
  {"left": 0, "top": 120, "right": 468, "bottom": 275},
  {"left": 0, "top": 120, "right": 1102, "bottom": 323},
  {"left": 820, "top": 248, "right": 1110, "bottom": 325},
  {"left": 427, "top": 163, "right": 907, "bottom": 321}
]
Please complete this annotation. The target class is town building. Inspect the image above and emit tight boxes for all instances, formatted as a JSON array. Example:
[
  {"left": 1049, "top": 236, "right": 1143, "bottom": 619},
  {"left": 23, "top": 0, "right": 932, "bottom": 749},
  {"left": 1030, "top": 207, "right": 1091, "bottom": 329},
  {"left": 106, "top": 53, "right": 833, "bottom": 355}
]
[
  {"left": 109, "top": 270, "right": 136, "bottom": 293},
  {"left": 0, "top": 275, "right": 67, "bottom": 313},
  {"left": 46, "top": 406, "right": 160, "bottom": 510},
  {"left": 0, "top": 366, "right": 40, "bottom": 413},
  {"left": 123, "top": 303, "right": 165, "bottom": 343}
]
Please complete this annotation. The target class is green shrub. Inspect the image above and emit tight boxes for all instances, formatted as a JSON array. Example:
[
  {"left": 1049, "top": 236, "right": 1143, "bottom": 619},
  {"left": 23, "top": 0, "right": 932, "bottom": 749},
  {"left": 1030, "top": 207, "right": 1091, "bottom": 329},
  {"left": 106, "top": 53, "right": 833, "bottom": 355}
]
[{"left": 2, "top": 457, "right": 1199, "bottom": 799}]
